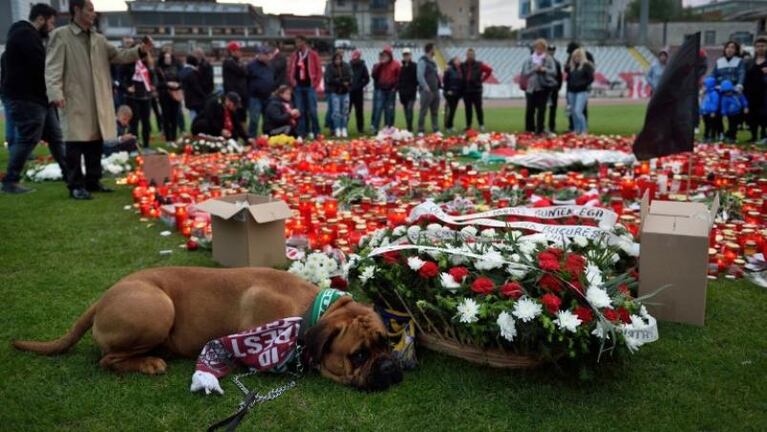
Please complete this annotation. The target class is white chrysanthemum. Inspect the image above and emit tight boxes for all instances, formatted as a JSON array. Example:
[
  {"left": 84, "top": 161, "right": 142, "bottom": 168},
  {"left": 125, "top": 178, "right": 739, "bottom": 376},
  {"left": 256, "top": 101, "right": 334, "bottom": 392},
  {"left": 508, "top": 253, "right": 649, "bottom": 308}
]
[
  {"left": 586, "top": 287, "right": 612, "bottom": 309},
  {"left": 289, "top": 261, "right": 305, "bottom": 275},
  {"left": 317, "top": 278, "right": 331, "bottom": 289},
  {"left": 440, "top": 273, "right": 461, "bottom": 291},
  {"left": 460, "top": 226, "right": 478, "bottom": 236},
  {"left": 496, "top": 311, "right": 517, "bottom": 341},
  {"left": 591, "top": 321, "right": 611, "bottom": 340},
  {"left": 407, "top": 256, "right": 425, "bottom": 271},
  {"left": 456, "top": 298, "right": 480, "bottom": 324},
  {"left": 630, "top": 314, "right": 647, "bottom": 329},
  {"left": 480, "top": 228, "right": 497, "bottom": 238},
  {"left": 359, "top": 266, "right": 376, "bottom": 285},
  {"left": 510, "top": 253, "right": 521, "bottom": 262},
  {"left": 622, "top": 331, "right": 643, "bottom": 353},
  {"left": 507, "top": 264, "right": 528, "bottom": 280},
  {"left": 621, "top": 241, "right": 640, "bottom": 257},
  {"left": 554, "top": 310, "right": 582, "bottom": 333},
  {"left": 406, "top": 225, "right": 422, "bottom": 241},
  {"left": 512, "top": 297, "right": 542, "bottom": 323},
  {"left": 509, "top": 230, "right": 524, "bottom": 241},
  {"left": 518, "top": 240, "right": 537, "bottom": 256},
  {"left": 426, "top": 223, "right": 443, "bottom": 232},
  {"left": 573, "top": 236, "right": 588, "bottom": 248},
  {"left": 611, "top": 253, "right": 621, "bottom": 263},
  {"left": 585, "top": 263, "right": 604, "bottom": 288},
  {"left": 392, "top": 226, "right": 407, "bottom": 237},
  {"left": 475, "top": 249, "right": 505, "bottom": 271}
]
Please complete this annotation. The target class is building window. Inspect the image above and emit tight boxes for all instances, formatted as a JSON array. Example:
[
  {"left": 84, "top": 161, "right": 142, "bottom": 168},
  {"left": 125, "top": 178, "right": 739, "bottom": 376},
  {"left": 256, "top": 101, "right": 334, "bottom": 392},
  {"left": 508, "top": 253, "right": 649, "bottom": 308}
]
[
  {"left": 337, "top": 0, "right": 346, "bottom": 6},
  {"left": 704, "top": 30, "right": 716, "bottom": 46}
]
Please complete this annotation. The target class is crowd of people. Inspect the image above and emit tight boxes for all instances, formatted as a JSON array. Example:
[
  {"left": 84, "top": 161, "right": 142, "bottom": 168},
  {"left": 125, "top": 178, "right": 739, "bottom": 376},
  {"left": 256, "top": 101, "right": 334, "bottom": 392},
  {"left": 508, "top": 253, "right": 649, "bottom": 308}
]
[{"left": 3, "top": 0, "right": 767, "bottom": 198}]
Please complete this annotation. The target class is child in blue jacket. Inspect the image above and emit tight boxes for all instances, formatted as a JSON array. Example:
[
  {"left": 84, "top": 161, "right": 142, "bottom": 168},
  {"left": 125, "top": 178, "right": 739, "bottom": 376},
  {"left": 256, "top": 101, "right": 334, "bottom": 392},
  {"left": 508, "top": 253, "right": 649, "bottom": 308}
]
[
  {"left": 719, "top": 79, "right": 749, "bottom": 142},
  {"left": 700, "top": 77, "right": 721, "bottom": 142}
]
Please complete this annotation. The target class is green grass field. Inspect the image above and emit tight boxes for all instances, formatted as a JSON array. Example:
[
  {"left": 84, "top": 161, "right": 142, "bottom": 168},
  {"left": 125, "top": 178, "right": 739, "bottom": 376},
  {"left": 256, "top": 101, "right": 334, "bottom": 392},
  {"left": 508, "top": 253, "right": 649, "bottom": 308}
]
[{"left": 1, "top": 104, "right": 766, "bottom": 431}]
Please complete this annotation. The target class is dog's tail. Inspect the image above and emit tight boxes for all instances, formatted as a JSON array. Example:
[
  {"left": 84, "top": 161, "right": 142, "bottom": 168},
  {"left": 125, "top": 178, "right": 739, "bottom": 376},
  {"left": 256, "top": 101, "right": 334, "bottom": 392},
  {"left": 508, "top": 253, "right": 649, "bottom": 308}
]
[{"left": 12, "top": 303, "right": 97, "bottom": 355}]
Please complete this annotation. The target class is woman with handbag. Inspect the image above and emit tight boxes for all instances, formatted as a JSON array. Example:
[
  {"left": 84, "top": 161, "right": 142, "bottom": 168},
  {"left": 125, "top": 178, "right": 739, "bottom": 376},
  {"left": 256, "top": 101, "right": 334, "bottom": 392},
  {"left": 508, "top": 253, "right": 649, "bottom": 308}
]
[{"left": 157, "top": 50, "right": 183, "bottom": 143}]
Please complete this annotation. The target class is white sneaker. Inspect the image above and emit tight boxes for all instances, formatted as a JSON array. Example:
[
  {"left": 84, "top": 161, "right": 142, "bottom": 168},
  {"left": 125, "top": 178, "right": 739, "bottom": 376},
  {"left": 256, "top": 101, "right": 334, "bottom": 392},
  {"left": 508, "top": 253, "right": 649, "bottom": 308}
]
[
  {"left": 341, "top": 128, "right": 348, "bottom": 138},
  {"left": 334, "top": 128, "right": 341, "bottom": 137},
  {"left": 307, "top": 133, "right": 315, "bottom": 140},
  {"left": 480, "top": 126, "right": 486, "bottom": 132}
]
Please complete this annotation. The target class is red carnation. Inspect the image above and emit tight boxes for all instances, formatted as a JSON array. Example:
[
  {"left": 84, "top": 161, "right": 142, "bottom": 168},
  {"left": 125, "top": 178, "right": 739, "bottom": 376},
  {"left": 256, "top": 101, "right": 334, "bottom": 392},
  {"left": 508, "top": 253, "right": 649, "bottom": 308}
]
[
  {"left": 563, "top": 254, "right": 586, "bottom": 277},
  {"left": 618, "top": 284, "right": 632, "bottom": 298},
  {"left": 448, "top": 266, "right": 469, "bottom": 282},
  {"left": 330, "top": 276, "right": 348, "bottom": 290},
  {"left": 533, "top": 198, "right": 553, "bottom": 207},
  {"left": 617, "top": 307, "right": 631, "bottom": 323},
  {"left": 602, "top": 308, "right": 619, "bottom": 322},
  {"left": 541, "top": 293, "right": 562, "bottom": 314},
  {"left": 537, "top": 252, "right": 560, "bottom": 272},
  {"left": 539, "top": 274, "right": 563, "bottom": 293},
  {"left": 382, "top": 251, "right": 401, "bottom": 264},
  {"left": 418, "top": 261, "right": 440, "bottom": 278},
  {"left": 471, "top": 277, "right": 495, "bottom": 295},
  {"left": 574, "top": 306, "right": 593, "bottom": 323},
  {"left": 544, "top": 247, "right": 564, "bottom": 259},
  {"left": 500, "top": 282, "right": 524, "bottom": 299}
]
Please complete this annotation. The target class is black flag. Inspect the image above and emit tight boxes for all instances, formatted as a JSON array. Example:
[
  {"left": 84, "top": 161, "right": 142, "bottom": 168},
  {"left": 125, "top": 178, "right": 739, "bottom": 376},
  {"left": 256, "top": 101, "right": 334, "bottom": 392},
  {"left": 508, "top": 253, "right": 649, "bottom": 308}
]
[{"left": 633, "top": 33, "right": 701, "bottom": 160}]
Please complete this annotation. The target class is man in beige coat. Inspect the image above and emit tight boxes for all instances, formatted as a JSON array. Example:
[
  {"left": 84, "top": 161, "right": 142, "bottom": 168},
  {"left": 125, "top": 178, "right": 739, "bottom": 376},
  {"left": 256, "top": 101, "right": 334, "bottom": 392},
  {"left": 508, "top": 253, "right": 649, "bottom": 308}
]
[{"left": 46, "top": 0, "right": 151, "bottom": 200}]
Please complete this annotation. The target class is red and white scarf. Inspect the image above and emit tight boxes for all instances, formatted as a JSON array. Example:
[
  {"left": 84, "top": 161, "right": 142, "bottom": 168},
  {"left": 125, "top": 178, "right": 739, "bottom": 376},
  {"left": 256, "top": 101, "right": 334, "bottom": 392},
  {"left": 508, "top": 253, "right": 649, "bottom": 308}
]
[
  {"left": 132, "top": 59, "right": 153, "bottom": 92},
  {"left": 297, "top": 49, "right": 309, "bottom": 81},
  {"left": 190, "top": 318, "right": 301, "bottom": 395}
]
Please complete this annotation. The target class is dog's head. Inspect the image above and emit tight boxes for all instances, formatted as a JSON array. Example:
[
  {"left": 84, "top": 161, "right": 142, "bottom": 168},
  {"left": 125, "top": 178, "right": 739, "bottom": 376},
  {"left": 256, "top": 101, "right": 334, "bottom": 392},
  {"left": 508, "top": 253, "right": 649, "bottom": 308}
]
[{"left": 302, "top": 297, "right": 403, "bottom": 391}]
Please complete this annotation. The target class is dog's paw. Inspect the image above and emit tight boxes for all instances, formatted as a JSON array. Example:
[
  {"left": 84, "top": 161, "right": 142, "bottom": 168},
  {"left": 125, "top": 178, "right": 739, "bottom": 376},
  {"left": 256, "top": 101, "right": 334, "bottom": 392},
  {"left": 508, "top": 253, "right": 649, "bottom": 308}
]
[
  {"left": 138, "top": 357, "right": 167, "bottom": 375},
  {"left": 190, "top": 371, "right": 224, "bottom": 395}
]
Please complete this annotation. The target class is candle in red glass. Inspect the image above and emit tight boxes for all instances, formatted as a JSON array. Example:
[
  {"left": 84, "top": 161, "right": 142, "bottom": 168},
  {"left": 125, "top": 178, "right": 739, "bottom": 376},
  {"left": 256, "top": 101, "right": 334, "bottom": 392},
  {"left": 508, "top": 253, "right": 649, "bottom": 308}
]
[
  {"left": 323, "top": 198, "right": 338, "bottom": 218},
  {"left": 610, "top": 197, "right": 624, "bottom": 215},
  {"left": 175, "top": 204, "right": 188, "bottom": 230}
]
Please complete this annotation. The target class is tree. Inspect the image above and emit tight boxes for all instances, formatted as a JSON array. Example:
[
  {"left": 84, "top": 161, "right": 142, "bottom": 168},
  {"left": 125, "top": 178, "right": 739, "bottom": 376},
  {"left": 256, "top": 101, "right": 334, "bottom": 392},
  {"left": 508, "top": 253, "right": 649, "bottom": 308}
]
[
  {"left": 482, "top": 26, "right": 516, "bottom": 40},
  {"left": 401, "top": 1, "right": 445, "bottom": 39},
  {"left": 333, "top": 16, "right": 358, "bottom": 38},
  {"left": 626, "top": 0, "right": 682, "bottom": 22}
]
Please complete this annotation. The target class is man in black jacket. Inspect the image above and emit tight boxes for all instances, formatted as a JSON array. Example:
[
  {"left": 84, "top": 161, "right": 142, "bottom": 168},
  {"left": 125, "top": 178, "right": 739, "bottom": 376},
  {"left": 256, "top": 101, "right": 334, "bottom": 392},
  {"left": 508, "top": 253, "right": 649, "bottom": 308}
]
[
  {"left": 349, "top": 49, "right": 370, "bottom": 134},
  {"left": 194, "top": 48, "right": 215, "bottom": 98},
  {"left": 247, "top": 46, "right": 276, "bottom": 136},
  {"left": 398, "top": 48, "right": 418, "bottom": 132},
  {"left": 1, "top": 4, "right": 67, "bottom": 194},
  {"left": 180, "top": 56, "right": 207, "bottom": 121},
  {"left": 271, "top": 43, "right": 288, "bottom": 87},
  {"left": 547, "top": 45, "right": 563, "bottom": 134},
  {"left": 223, "top": 42, "right": 249, "bottom": 126},
  {"left": 192, "top": 92, "right": 248, "bottom": 142}
]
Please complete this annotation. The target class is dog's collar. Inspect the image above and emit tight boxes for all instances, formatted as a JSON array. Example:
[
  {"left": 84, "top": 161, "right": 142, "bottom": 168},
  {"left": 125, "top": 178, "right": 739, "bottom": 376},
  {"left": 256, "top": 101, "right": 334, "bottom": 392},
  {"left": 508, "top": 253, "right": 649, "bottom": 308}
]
[{"left": 304, "top": 288, "right": 350, "bottom": 329}]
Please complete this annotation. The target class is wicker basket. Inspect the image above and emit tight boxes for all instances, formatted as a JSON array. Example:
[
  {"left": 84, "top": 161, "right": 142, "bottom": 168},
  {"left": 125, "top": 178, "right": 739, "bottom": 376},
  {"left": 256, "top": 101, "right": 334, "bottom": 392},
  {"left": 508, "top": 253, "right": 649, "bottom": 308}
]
[{"left": 417, "top": 333, "right": 542, "bottom": 369}]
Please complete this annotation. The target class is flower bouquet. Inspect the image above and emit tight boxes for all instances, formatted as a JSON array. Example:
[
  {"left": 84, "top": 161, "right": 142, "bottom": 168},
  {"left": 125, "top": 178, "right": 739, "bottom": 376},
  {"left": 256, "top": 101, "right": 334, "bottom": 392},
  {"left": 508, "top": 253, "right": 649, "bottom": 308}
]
[
  {"left": 171, "top": 135, "right": 244, "bottom": 154},
  {"left": 267, "top": 134, "right": 297, "bottom": 147},
  {"left": 348, "top": 201, "right": 657, "bottom": 368}
]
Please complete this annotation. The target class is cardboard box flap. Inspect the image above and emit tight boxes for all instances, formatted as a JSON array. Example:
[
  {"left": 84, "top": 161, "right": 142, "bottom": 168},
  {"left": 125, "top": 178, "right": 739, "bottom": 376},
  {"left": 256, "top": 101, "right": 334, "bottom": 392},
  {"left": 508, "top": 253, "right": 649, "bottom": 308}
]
[
  {"left": 195, "top": 198, "right": 245, "bottom": 220},
  {"left": 195, "top": 194, "right": 292, "bottom": 222},
  {"left": 641, "top": 192, "right": 719, "bottom": 229},
  {"left": 247, "top": 200, "right": 292, "bottom": 223}
]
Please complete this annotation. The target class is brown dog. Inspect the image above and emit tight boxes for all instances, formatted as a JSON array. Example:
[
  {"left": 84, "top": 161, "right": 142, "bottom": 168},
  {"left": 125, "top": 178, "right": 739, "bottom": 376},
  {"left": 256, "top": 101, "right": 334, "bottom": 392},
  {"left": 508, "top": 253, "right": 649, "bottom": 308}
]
[{"left": 13, "top": 267, "right": 402, "bottom": 391}]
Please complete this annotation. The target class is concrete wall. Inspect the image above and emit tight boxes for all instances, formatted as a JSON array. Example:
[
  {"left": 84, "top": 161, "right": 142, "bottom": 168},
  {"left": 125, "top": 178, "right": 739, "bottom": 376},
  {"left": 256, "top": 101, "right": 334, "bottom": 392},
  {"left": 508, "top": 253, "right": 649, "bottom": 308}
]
[
  {"left": 627, "top": 21, "right": 758, "bottom": 49},
  {"left": 412, "top": 0, "right": 479, "bottom": 39}
]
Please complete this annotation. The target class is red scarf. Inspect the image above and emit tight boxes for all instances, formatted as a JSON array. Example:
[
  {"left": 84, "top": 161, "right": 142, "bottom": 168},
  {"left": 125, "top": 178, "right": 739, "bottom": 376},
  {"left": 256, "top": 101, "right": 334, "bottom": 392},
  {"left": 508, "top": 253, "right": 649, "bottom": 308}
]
[
  {"left": 132, "top": 59, "right": 152, "bottom": 92},
  {"left": 191, "top": 318, "right": 301, "bottom": 395},
  {"left": 223, "top": 108, "right": 233, "bottom": 134},
  {"left": 297, "top": 49, "right": 309, "bottom": 81}
]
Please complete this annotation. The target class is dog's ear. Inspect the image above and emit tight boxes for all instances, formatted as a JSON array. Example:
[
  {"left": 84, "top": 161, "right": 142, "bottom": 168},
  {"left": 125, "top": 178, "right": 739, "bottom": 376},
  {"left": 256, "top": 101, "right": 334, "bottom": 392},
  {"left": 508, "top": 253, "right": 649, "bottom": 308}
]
[{"left": 303, "top": 319, "right": 341, "bottom": 367}]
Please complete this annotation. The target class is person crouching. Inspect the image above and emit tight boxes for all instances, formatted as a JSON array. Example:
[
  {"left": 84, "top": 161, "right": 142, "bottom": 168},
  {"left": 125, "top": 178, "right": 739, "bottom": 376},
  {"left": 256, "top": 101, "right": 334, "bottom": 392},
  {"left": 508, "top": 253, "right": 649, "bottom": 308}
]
[
  {"left": 263, "top": 85, "right": 300, "bottom": 136},
  {"left": 103, "top": 105, "right": 137, "bottom": 155},
  {"left": 191, "top": 92, "right": 248, "bottom": 141}
]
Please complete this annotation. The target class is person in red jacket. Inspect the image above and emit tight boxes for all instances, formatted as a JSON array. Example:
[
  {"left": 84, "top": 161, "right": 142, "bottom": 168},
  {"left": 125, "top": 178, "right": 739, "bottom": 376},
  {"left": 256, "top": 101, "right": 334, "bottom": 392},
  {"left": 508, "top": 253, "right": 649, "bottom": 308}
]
[
  {"left": 461, "top": 48, "right": 493, "bottom": 132},
  {"left": 370, "top": 47, "right": 401, "bottom": 134},
  {"left": 287, "top": 35, "right": 322, "bottom": 138}
]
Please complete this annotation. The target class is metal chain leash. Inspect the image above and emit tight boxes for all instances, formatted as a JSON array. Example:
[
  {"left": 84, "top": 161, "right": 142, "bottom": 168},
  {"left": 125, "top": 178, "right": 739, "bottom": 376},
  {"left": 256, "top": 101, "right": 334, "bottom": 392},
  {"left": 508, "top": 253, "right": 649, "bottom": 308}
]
[{"left": 207, "top": 346, "right": 305, "bottom": 432}]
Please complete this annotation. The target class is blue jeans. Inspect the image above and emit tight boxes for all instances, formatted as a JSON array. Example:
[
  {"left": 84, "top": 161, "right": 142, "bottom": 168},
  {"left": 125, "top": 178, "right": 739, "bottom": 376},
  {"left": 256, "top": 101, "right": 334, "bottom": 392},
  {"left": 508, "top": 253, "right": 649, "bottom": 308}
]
[
  {"left": 371, "top": 89, "right": 396, "bottom": 132},
  {"left": 293, "top": 85, "right": 319, "bottom": 137},
  {"left": 567, "top": 91, "right": 588, "bottom": 134},
  {"left": 329, "top": 93, "right": 350, "bottom": 130},
  {"left": 248, "top": 97, "right": 265, "bottom": 137},
  {"left": 3, "top": 99, "right": 17, "bottom": 149},
  {"left": 4, "top": 100, "right": 67, "bottom": 185}
]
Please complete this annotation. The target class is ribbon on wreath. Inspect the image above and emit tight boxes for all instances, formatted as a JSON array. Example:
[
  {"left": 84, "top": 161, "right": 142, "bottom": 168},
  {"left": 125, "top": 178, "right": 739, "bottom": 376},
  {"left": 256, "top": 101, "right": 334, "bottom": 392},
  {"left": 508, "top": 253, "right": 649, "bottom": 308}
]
[{"left": 407, "top": 201, "right": 636, "bottom": 252}]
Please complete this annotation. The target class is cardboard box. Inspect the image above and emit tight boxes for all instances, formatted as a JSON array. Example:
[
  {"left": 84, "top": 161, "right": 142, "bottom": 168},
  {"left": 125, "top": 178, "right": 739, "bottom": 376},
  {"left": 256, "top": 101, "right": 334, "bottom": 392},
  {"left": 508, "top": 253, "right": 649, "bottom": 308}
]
[
  {"left": 638, "top": 192, "right": 719, "bottom": 326},
  {"left": 196, "top": 194, "right": 292, "bottom": 268},
  {"left": 142, "top": 154, "right": 172, "bottom": 185}
]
